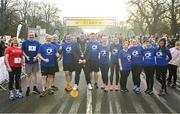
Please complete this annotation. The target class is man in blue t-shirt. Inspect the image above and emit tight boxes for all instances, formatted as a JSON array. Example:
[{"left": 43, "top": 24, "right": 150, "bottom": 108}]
[
  {"left": 59, "top": 33, "right": 75, "bottom": 92},
  {"left": 88, "top": 33, "right": 100, "bottom": 89},
  {"left": 38, "top": 35, "right": 60, "bottom": 97},
  {"left": 22, "top": 32, "right": 41, "bottom": 96},
  {"left": 50, "top": 35, "right": 60, "bottom": 91}
]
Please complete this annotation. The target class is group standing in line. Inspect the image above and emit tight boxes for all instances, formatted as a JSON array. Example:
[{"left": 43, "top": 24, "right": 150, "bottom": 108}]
[{"left": 3, "top": 32, "right": 180, "bottom": 100}]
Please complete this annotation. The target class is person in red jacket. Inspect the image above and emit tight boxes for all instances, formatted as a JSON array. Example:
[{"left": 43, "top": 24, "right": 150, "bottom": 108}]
[{"left": 5, "top": 38, "right": 24, "bottom": 101}]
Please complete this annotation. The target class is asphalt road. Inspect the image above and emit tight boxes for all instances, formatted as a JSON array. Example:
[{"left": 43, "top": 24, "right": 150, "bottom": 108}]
[{"left": 0, "top": 66, "right": 180, "bottom": 113}]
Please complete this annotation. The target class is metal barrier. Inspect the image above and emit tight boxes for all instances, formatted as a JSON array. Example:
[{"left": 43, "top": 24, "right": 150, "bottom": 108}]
[{"left": 0, "top": 56, "right": 9, "bottom": 91}]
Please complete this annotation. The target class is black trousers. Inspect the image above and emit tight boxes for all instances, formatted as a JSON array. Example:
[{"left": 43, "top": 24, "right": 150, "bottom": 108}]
[
  {"left": 120, "top": 70, "right": 130, "bottom": 90},
  {"left": 8, "top": 67, "right": 21, "bottom": 91},
  {"left": 156, "top": 66, "right": 168, "bottom": 90},
  {"left": 100, "top": 64, "right": 109, "bottom": 85},
  {"left": 144, "top": 66, "right": 155, "bottom": 91},
  {"left": 110, "top": 62, "right": 120, "bottom": 85},
  {"left": 168, "top": 64, "right": 178, "bottom": 85},
  {"left": 75, "top": 61, "right": 91, "bottom": 85},
  {"left": 131, "top": 65, "right": 142, "bottom": 87}
]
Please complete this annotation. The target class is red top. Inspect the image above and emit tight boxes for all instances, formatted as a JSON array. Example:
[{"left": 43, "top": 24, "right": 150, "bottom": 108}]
[{"left": 5, "top": 47, "right": 23, "bottom": 68}]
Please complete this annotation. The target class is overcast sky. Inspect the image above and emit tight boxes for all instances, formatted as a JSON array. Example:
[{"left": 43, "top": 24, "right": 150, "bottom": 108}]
[{"left": 42, "top": 0, "right": 129, "bottom": 21}]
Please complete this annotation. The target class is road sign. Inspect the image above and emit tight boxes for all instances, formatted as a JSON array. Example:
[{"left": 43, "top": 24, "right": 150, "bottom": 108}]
[
  {"left": 54, "top": 30, "right": 60, "bottom": 36},
  {"left": 127, "top": 29, "right": 135, "bottom": 38}
]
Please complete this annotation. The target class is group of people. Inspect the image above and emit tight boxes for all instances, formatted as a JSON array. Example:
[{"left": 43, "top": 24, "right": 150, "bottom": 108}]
[{"left": 2, "top": 32, "right": 180, "bottom": 101}]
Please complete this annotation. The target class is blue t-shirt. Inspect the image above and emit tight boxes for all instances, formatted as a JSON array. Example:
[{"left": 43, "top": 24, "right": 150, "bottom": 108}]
[
  {"left": 118, "top": 49, "right": 132, "bottom": 70},
  {"left": 51, "top": 42, "right": 60, "bottom": 51},
  {"left": 61, "top": 41, "right": 74, "bottom": 64},
  {"left": 88, "top": 41, "right": 100, "bottom": 61},
  {"left": 143, "top": 47, "right": 156, "bottom": 66},
  {"left": 129, "top": 45, "right": 143, "bottom": 65},
  {"left": 22, "top": 40, "right": 40, "bottom": 64},
  {"left": 99, "top": 45, "right": 110, "bottom": 64},
  {"left": 110, "top": 44, "right": 122, "bottom": 63},
  {"left": 38, "top": 43, "right": 58, "bottom": 67},
  {"left": 156, "top": 48, "right": 171, "bottom": 66}
]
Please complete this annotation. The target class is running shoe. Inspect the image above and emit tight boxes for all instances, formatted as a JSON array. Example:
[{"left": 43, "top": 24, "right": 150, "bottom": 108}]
[
  {"left": 148, "top": 90, "right": 153, "bottom": 95},
  {"left": 94, "top": 82, "right": 98, "bottom": 89},
  {"left": 114, "top": 85, "right": 120, "bottom": 91},
  {"left": 26, "top": 87, "right": 30, "bottom": 96},
  {"left": 32, "top": 86, "right": 40, "bottom": 94},
  {"left": 133, "top": 85, "right": 137, "bottom": 92},
  {"left": 167, "top": 82, "right": 171, "bottom": 87},
  {"left": 124, "top": 89, "right": 129, "bottom": 92},
  {"left": 104, "top": 85, "right": 109, "bottom": 92},
  {"left": 171, "top": 84, "right": 176, "bottom": 88},
  {"left": 40, "top": 90, "right": 48, "bottom": 97},
  {"left": 145, "top": 89, "right": 150, "bottom": 94},
  {"left": 135, "top": 87, "right": 141, "bottom": 94},
  {"left": 88, "top": 83, "right": 93, "bottom": 90},
  {"left": 65, "top": 83, "right": 73, "bottom": 92},
  {"left": 9, "top": 94, "right": 16, "bottom": 101},
  {"left": 48, "top": 88, "right": 54, "bottom": 95},
  {"left": 51, "top": 85, "right": 59, "bottom": 91},
  {"left": 158, "top": 89, "right": 165, "bottom": 96},
  {"left": 15, "top": 92, "right": 23, "bottom": 98},
  {"left": 109, "top": 85, "right": 114, "bottom": 91},
  {"left": 101, "top": 84, "right": 105, "bottom": 89}
]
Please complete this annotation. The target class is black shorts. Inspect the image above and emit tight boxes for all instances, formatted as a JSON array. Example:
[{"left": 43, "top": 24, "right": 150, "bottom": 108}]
[
  {"left": 89, "top": 60, "right": 99, "bottom": 72},
  {"left": 63, "top": 63, "right": 75, "bottom": 72},
  {"left": 41, "top": 66, "right": 56, "bottom": 76},
  {"left": 54, "top": 61, "right": 59, "bottom": 72}
]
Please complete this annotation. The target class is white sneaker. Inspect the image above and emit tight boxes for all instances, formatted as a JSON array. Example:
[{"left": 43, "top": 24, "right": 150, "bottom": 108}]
[
  {"left": 87, "top": 83, "right": 93, "bottom": 90},
  {"left": 73, "top": 84, "right": 78, "bottom": 90}
]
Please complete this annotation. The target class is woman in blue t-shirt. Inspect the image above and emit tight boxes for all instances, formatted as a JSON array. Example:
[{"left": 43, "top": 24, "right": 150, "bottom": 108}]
[
  {"left": 129, "top": 39, "right": 143, "bottom": 94},
  {"left": 110, "top": 37, "right": 122, "bottom": 91},
  {"left": 143, "top": 40, "right": 156, "bottom": 95},
  {"left": 99, "top": 37, "right": 110, "bottom": 92},
  {"left": 156, "top": 38, "right": 172, "bottom": 96},
  {"left": 119, "top": 41, "right": 131, "bottom": 92}
]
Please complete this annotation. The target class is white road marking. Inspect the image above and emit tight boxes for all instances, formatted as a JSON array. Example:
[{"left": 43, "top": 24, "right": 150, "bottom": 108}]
[{"left": 86, "top": 89, "right": 92, "bottom": 114}]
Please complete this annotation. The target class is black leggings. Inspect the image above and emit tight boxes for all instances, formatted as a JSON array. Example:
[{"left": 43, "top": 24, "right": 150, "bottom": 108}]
[
  {"left": 8, "top": 67, "right": 21, "bottom": 91},
  {"left": 132, "top": 65, "right": 142, "bottom": 87},
  {"left": 168, "top": 64, "right": 178, "bottom": 85},
  {"left": 120, "top": 70, "right": 130, "bottom": 90},
  {"left": 156, "top": 66, "right": 168, "bottom": 90},
  {"left": 75, "top": 62, "right": 91, "bottom": 85},
  {"left": 100, "top": 64, "right": 109, "bottom": 85},
  {"left": 110, "top": 62, "right": 119, "bottom": 85},
  {"left": 144, "top": 66, "right": 155, "bottom": 91}
]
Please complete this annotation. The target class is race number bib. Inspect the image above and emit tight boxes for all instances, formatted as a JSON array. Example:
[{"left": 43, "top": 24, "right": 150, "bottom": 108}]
[
  {"left": 28, "top": 46, "right": 36, "bottom": 51},
  {"left": 14, "top": 58, "right": 21, "bottom": 64}
]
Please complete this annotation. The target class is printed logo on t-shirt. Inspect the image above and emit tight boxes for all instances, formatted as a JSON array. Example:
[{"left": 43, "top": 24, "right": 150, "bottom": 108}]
[
  {"left": 156, "top": 51, "right": 162, "bottom": 58},
  {"left": 112, "top": 49, "right": 118, "bottom": 55},
  {"left": 132, "top": 50, "right": 138, "bottom": 57},
  {"left": 127, "top": 55, "right": 131, "bottom": 62},
  {"left": 28, "top": 46, "right": 36, "bottom": 51},
  {"left": 145, "top": 52, "right": 152, "bottom": 59},
  {"left": 46, "top": 48, "right": 53, "bottom": 55},
  {"left": 101, "top": 50, "right": 107, "bottom": 56},
  {"left": 66, "top": 46, "right": 72, "bottom": 53},
  {"left": 14, "top": 58, "right": 21, "bottom": 63},
  {"left": 92, "top": 45, "right": 98, "bottom": 50}
]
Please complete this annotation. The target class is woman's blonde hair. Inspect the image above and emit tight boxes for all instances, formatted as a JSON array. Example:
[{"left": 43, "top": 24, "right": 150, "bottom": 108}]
[{"left": 9, "top": 38, "right": 19, "bottom": 47}]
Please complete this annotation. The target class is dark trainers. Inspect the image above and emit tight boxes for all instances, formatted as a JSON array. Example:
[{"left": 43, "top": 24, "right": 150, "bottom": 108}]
[
  {"left": 48, "top": 89, "right": 54, "bottom": 95},
  {"left": 158, "top": 89, "right": 165, "bottom": 96},
  {"left": 171, "top": 84, "right": 176, "bottom": 88},
  {"left": 40, "top": 90, "right": 48, "bottom": 97},
  {"left": 94, "top": 83, "right": 98, "bottom": 89},
  {"left": 148, "top": 90, "right": 153, "bottom": 95},
  {"left": 51, "top": 85, "right": 59, "bottom": 91},
  {"left": 32, "top": 86, "right": 40, "bottom": 94},
  {"left": 26, "top": 87, "right": 30, "bottom": 96},
  {"left": 145, "top": 89, "right": 150, "bottom": 94}
]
